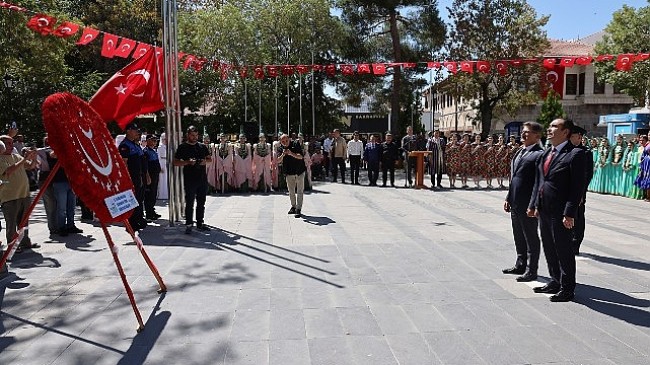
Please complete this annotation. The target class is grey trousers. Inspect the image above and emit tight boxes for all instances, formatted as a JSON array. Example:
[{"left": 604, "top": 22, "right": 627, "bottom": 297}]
[
  {"left": 286, "top": 172, "right": 305, "bottom": 210},
  {"left": 1, "top": 196, "right": 32, "bottom": 248},
  {"left": 42, "top": 185, "right": 57, "bottom": 232}
]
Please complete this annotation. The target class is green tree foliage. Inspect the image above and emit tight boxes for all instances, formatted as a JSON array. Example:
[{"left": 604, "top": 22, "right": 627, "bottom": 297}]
[
  {"left": 335, "top": 0, "right": 446, "bottom": 134},
  {"left": 536, "top": 90, "right": 565, "bottom": 131},
  {"left": 445, "top": 0, "right": 549, "bottom": 137},
  {"left": 595, "top": 4, "right": 650, "bottom": 106}
]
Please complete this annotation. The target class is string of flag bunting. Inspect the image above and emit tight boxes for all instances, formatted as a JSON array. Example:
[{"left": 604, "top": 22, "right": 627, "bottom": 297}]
[{"left": 2, "top": 1, "right": 647, "bottom": 80}]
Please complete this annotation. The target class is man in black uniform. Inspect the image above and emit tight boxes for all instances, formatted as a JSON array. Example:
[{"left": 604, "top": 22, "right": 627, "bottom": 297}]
[
  {"left": 143, "top": 134, "right": 162, "bottom": 221},
  {"left": 173, "top": 126, "right": 212, "bottom": 234},
  {"left": 381, "top": 132, "right": 399, "bottom": 187},
  {"left": 569, "top": 125, "right": 593, "bottom": 255},
  {"left": 119, "top": 122, "right": 149, "bottom": 231}
]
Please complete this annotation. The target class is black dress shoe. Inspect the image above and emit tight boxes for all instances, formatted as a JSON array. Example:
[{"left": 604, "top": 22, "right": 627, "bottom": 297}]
[
  {"left": 516, "top": 271, "right": 538, "bottom": 282},
  {"left": 67, "top": 226, "right": 83, "bottom": 234},
  {"left": 294, "top": 209, "right": 302, "bottom": 218},
  {"left": 196, "top": 224, "right": 210, "bottom": 231},
  {"left": 288, "top": 207, "right": 296, "bottom": 214},
  {"left": 502, "top": 266, "right": 526, "bottom": 275},
  {"left": 550, "top": 290, "right": 575, "bottom": 302},
  {"left": 533, "top": 282, "right": 561, "bottom": 294}
]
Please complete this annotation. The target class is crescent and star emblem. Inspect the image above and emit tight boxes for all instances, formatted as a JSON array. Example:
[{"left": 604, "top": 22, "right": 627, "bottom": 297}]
[
  {"left": 61, "top": 27, "right": 72, "bottom": 34},
  {"left": 75, "top": 125, "right": 114, "bottom": 177},
  {"left": 84, "top": 34, "right": 93, "bottom": 41},
  {"left": 38, "top": 17, "right": 49, "bottom": 26},
  {"left": 547, "top": 71, "right": 559, "bottom": 84}
]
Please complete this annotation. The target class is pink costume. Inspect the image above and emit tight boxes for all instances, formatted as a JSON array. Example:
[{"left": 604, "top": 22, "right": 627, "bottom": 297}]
[
  {"left": 205, "top": 143, "right": 218, "bottom": 188},
  {"left": 301, "top": 141, "right": 312, "bottom": 183},
  {"left": 252, "top": 141, "right": 273, "bottom": 191},
  {"left": 233, "top": 140, "right": 253, "bottom": 188},
  {"left": 272, "top": 140, "right": 283, "bottom": 188},
  {"left": 215, "top": 141, "right": 235, "bottom": 190}
]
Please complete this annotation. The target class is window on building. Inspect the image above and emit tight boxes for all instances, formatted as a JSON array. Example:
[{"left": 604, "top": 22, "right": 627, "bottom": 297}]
[
  {"left": 593, "top": 74, "right": 605, "bottom": 94},
  {"left": 613, "top": 84, "right": 624, "bottom": 94},
  {"left": 578, "top": 73, "right": 585, "bottom": 96},
  {"left": 565, "top": 74, "right": 578, "bottom": 95}
]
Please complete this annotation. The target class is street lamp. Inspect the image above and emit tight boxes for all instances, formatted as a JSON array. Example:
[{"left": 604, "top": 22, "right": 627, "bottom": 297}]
[{"left": 3, "top": 73, "right": 16, "bottom": 123}]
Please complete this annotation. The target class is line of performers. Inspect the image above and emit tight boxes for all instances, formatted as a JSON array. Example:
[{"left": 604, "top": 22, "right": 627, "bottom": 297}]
[{"left": 204, "top": 132, "right": 313, "bottom": 193}]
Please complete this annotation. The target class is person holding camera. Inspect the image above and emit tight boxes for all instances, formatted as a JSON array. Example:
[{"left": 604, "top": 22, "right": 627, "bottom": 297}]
[
  {"left": 277, "top": 133, "right": 306, "bottom": 218},
  {"left": 174, "top": 126, "right": 212, "bottom": 234}
]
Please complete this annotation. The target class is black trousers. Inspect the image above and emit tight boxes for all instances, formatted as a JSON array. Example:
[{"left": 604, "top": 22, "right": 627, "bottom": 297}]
[
  {"left": 382, "top": 162, "right": 395, "bottom": 186},
  {"left": 367, "top": 161, "right": 380, "bottom": 185},
  {"left": 129, "top": 183, "right": 146, "bottom": 228},
  {"left": 145, "top": 173, "right": 160, "bottom": 217},
  {"left": 349, "top": 155, "right": 361, "bottom": 184},
  {"left": 332, "top": 157, "right": 346, "bottom": 182},
  {"left": 405, "top": 156, "right": 416, "bottom": 184},
  {"left": 430, "top": 164, "right": 444, "bottom": 186},
  {"left": 539, "top": 208, "right": 576, "bottom": 292},
  {"left": 572, "top": 203, "right": 586, "bottom": 253},
  {"left": 185, "top": 179, "right": 208, "bottom": 226},
  {"left": 323, "top": 152, "right": 330, "bottom": 177},
  {"left": 510, "top": 209, "right": 541, "bottom": 273}
]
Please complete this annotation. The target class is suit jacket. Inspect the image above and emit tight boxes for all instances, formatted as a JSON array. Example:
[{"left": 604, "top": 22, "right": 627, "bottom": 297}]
[
  {"left": 575, "top": 145, "right": 594, "bottom": 203},
  {"left": 506, "top": 144, "right": 543, "bottom": 212},
  {"left": 535, "top": 142, "right": 586, "bottom": 218},
  {"left": 363, "top": 142, "right": 382, "bottom": 164}
]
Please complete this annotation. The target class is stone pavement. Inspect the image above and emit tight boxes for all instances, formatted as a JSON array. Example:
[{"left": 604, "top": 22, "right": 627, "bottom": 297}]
[{"left": 1, "top": 176, "right": 649, "bottom": 365}]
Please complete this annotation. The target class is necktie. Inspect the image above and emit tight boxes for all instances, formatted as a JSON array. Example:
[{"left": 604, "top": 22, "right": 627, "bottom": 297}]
[{"left": 543, "top": 148, "right": 556, "bottom": 176}]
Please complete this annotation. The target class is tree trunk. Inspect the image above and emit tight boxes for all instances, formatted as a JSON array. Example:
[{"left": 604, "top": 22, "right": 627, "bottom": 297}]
[
  {"left": 480, "top": 99, "right": 493, "bottom": 139},
  {"left": 389, "top": 9, "right": 402, "bottom": 134}
]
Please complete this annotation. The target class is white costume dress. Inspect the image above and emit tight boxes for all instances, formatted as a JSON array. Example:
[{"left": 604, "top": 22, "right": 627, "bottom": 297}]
[{"left": 157, "top": 134, "right": 168, "bottom": 200}]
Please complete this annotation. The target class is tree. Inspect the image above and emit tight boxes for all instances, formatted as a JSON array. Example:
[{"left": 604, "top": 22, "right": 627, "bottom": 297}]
[
  {"left": 335, "top": 0, "right": 446, "bottom": 134},
  {"left": 445, "top": 0, "right": 549, "bottom": 137},
  {"left": 536, "top": 90, "right": 565, "bottom": 131},
  {"left": 595, "top": 4, "right": 650, "bottom": 106}
]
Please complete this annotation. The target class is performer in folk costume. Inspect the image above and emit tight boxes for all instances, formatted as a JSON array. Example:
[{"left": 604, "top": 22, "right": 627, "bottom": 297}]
[
  {"left": 634, "top": 133, "right": 650, "bottom": 200},
  {"left": 609, "top": 134, "right": 626, "bottom": 195},
  {"left": 297, "top": 133, "right": 312, "bottom": 191},
  {"left": 252, "top": 133, "right": 273, "bottom": 191},
  {"left": 157, "top": 133, "right": 168, "bottom": 200},
  {"left": 458, "top": 133, "right": 472, "bottom": 188},
  {"left": 483, "top": 135, "right": 496, "bottom": 189},
  {"left": 215, "top": 133, "right": 235, "bottom": 193},
  {"left": 272, "top": 134, "right": 287, "bottom": 191},
  {"left": 445, "top": 134, "right": 460, "bottom": 188},
  {"left": 204, "top": 134, "right": 218, "bottom": 190},
  {"left": 494, "top": 135, "right": 509, "bottom": 189},
  {"left": 233, "top": 133, "right": 253, "bottom": 190},
  {"left": 470, "top": 134, "right": 485, "bottom": 188},
  {"left": 621, "top": 140, "right": 642, "bottom": 198},
  {"left": 594, "top": 138, "right": 611, "bottom": 194}
]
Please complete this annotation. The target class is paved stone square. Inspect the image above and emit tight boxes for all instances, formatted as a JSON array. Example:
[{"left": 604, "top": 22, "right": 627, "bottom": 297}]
[{"left": 1, "top": 176, "right": 649, "bottom": 365}]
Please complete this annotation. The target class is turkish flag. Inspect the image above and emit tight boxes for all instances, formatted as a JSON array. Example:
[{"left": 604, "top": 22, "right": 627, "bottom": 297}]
[
  {"left": 182, "top": 55, "right": 196, "bottom": 70},
  {"left": 443, "top": 62, "right": 457, "bottom": 74},
  {"left": 372, "top": 63, "right": 386, "bottom": 75},
  {"left": 596, "top": 54, "right": 614, "bottom": 62},
  {"left": 220, "top": 64, "right": 232, "bottom": 80},
  {"left": 495, "top": 61, "right": 508, "bottom": 76},
  {"left": 541, "top": 65, "right": 565, "bottom": 98},
  {"left": 543, "top": 58, "right": 556, "bottom": 69},
  {"left": 560, "top": 57, "right": 575, "bottom": 67},
  {"left": 76, "top": 27, "right": 100, "bottom": 45},
  {"left": 357, "top": 64, "right": 371, "bottom": 74},
  {"left": 132, "top": 43, "right": 152, "bottom": 59},
  {"left": 635, "top": 53, "right": 650, "bottom": 62},
  {"left": 114, "top": 38, "right": 136, "bottom": 58},
  {"left": 296, "top": 65, "right": 311, "bottom": 74},
  {"left": 402, "top": 63, "right": 417, "bottom": 69},
  {"left": 26, "top": 14, "right": 56, "bottom": 36},
  {"left": 341, "top": 65, "right": 354, "bottom": 75},
  {"left": 325, "top": 64, "right": 337, "bottom": 76},
  {"left": 476, "top": 61, "right": 490, "bottom": 73},
  {"left": 460, "top": 61, "right": 473, "bottom": 73},
  {"left": 52, "top": 21, "right": 79, "bottom": 38},
  {"left": 101, "top": 33, "right": 119, "bottom": 58},
  {"left": 427, "top": 62, "right": 441, "bottom": 69},
  {"left": 312, "top": 65, "right": 324, "bottom": 72},
  {"left": 89, "top": 47, "right": 164, "bottom": 129},
  {"left": 254, "top": 66, "right": 265, "bottom": 79},
  {"left": 575, "top": 56, "right": 593, "bottom": 65},
  {"left": 282, "top": 65, "right": 295, "bottom": 76},
  {"left": 616, "top": 54, "right": 635, "bottom": 71},
  {"left": 510, "top": 59, "right": 524, "bottom": 67},
  {"left": 239, "top": 67, "right": 249, "bottom": 78},
  {"left": 42, "top": 93, "right": 135, "bottom": 223},
  {"left": 266, "top": 66, "right": 278, "bottom": 78},
  {"left": 192, "top": 58, "right": 207, "bottom": 72},
  {"left": 0, "top": 2, "right": 27, "bottom": 11}
]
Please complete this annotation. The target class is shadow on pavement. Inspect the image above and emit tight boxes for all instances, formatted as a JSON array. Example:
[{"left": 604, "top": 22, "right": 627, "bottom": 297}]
[
  {"left": 6, "top": 251, "right": 60, "bottom": 270},
  {"left": 301, "top": 215, "right": 336, "bottom": 226},
  {"left": 576, "top": 284, "right": 650, "bottom": 327},
  {"left": 583, "top": 253, "right": 650, "bottom": 272},
  {"left": 117, "top": 293, "right": 170, "bottom": 365}
]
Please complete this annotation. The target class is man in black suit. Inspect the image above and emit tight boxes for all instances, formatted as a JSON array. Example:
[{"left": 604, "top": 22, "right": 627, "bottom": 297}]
[
  {"left": 503, "top": 122, "right": 544, "bottom": 282},
  {"left": 534, "top": 119, "right": 586, "bottom": 302},
  {"left": 569, "top": 126, "right": 594, "bottom": 255}
]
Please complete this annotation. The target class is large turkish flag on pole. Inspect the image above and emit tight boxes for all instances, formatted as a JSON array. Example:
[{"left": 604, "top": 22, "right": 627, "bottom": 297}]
[{"left": 89, "top": 47, "right": 165, "bottom": 130}]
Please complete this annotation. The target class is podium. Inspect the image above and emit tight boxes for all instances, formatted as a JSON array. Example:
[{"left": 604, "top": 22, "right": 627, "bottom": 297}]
[{"left": 408, "top": 151, "right": 432, "bottom": 189}]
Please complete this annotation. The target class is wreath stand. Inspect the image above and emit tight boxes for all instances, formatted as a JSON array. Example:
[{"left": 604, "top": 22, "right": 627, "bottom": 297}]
[{"left": 0, "top": 162, "right": 167, "bottom": 333}]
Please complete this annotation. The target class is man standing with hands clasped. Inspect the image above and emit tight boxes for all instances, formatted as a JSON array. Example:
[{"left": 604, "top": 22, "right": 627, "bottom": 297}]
[
  {"left": 174, "top": 126, "right": 212, "bottom": 234},
  {"left": 534, "top": 118, "right": 586, "bottom": 302},
  {"left": 278, "top": 134, "right": 306, "bottom": 218},
  {"left": 503, "top": 122, "right": 544, "bottom": 282}
]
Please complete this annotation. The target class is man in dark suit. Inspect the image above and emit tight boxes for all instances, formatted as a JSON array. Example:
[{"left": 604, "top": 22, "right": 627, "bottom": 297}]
[
  {"left": 503, "top": 122, "right": 544, "bottom": 282},
  {"left": 534, "top": 119, "right": 586, "bottom": 302},
  {"left": 363, "top": 134, "right": 382, "bottom": 186},
  {"left": 569, "top": 126, "right": 594, "bottom": 256},
  {"left": 426, "top": 130, "right": 446, "bottom": 189}
]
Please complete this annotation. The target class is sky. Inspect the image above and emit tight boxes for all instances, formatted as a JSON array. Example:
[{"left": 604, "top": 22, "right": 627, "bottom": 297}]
[{"left": 438, "top": 0, "right": 649, "bottom": 41}]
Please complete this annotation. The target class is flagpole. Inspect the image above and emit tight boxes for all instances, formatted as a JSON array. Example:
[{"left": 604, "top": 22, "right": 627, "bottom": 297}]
[
  {"left": 299, "top": 65, "right": 303, "bottom": 136},
  {"left": 311, "top": 49, "right": 316, "bottom": 137},
  {"left": 258, "top": 80, "right": 262, "bottom": 133},
  {"left": 244, "top": 78, "right": 248, "bottom": 124},
  {"left": 275, "top": 77, "right": 278, "bottom": 137},
  {"left": 287, "top": 78, "right": 290, "bottom": 134}
]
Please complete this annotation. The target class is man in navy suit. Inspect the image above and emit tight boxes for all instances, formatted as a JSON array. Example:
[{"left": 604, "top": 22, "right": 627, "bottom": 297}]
[
  {"left": 363, "top": 134, "right": 382, "bottom": 186},
  {"left": 534, "top": 118, "right": 586, "bottom": 302},
  {"left": 569, "top": 126, "right": 594, "bottom": 255},
  {"left": 503, "top": 122, "right": 544, "bottom": 282}
]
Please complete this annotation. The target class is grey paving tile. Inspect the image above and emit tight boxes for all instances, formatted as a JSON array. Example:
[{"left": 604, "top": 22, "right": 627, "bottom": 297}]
[
  {"left": 269, "top": 309, "right": 305, "bottom": 340},
  {"left": 237, "top": 288, "right": 271, "bottom": 310},
  {"left": 303, "top": 308, "right": 344, "bottom": 338},
  {"left": 368, "top": 304, "right": 419, "bottom": 335},
  {"left": 225, "top": 341, "right": 269, "bottom": 365},
  {"left": 423, "top": 331, "right": 487, "bottom": 365},
  {"left": 347, "top": 336, "right": 399, "bottom": 365},
  {"left": 386, "top": 333, "right": 441, "bottom": 365},
  {"left": 269, "top": 339, "right": 311, "bottom": 365},
  {"left": 308, "top": 337, "right": 354, "bottom": 365},
  {"left": 337, "top": 306, "right": 383, "bottom": 336},
  {"left": 230, "top": 310, "right": 270, "bottom": 341}
]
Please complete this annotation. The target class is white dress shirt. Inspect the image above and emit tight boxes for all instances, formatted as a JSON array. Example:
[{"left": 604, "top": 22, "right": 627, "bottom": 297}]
[{"left": 347, "top": 139, "right": 364, "bottom": 157}]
